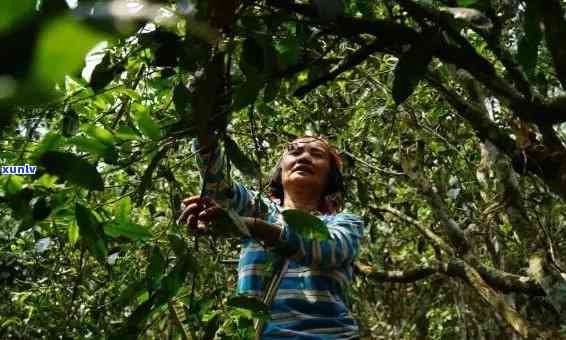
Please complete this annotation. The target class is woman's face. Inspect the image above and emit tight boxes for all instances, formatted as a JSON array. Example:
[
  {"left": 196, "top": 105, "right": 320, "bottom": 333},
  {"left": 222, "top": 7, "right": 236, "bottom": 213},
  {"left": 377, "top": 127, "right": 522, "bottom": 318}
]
[{"left": 280, "top": 138, "right": 331, "bottom": 198}]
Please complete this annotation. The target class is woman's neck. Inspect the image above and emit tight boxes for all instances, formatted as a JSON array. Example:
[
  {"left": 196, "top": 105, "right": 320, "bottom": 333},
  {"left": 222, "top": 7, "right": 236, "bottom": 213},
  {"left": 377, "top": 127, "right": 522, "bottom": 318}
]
[{"left": 282, "top": 189, "right": 321, "bottom": 212}]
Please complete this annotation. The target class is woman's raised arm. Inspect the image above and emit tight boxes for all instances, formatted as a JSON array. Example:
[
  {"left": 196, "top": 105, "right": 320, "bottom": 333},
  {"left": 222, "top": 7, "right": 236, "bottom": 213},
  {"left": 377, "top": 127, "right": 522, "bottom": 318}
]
[
  {"left": 276, "top": 212, "right": 364, "bottom": 269},
  {"left": 238, "top": 213, "right": 364, "bottom": 269},
  {"left": 192, "top": 137, "right": 266, "bottom": 217}
]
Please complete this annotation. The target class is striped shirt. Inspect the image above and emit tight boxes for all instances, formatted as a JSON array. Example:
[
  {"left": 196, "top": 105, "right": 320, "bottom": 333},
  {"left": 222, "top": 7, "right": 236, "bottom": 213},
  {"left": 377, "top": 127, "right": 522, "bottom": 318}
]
[{"left": 195, "top": 142, "right": 364, "bottom": 339}]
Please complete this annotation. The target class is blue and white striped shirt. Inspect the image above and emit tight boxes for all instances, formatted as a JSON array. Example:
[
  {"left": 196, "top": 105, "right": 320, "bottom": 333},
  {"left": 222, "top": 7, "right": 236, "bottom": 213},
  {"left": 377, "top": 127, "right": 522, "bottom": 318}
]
[{"left": 196, "top": 142, "right": 364, "bottom": 339}]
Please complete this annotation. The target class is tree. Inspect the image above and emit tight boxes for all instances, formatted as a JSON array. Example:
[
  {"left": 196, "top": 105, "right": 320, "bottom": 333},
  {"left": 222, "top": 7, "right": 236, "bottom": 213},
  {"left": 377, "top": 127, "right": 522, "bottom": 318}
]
[{"left": 1, "top": 0, "right": 565, "bottom": 338}]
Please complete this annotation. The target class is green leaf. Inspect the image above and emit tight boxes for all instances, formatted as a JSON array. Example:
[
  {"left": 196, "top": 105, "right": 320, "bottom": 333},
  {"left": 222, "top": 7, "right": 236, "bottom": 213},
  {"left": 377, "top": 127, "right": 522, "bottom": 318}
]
[
  {"left": 6, "top": 188, "right": 34, "bottom": 221},
  {"left": 226, "top": 295, "right": 270, "bottom": 319},
  {"left": 179, "top": 36, "right": 210, "bottom": 72},
  {"left": 116, "top": 279, "right": 147, "bottom": 306},
  {"left": 357, "top": 178, "right": 369, "bottom": 205},
  {"left": 61, "top": 109, "right": 80, "bottom": 137},
  {"left": 152, "top": 34, "right": 181, "bottom": 67},
  {"left": 356, "top": 0, "right": 375, "bottom": 18},
  {"left": 31, "top": 16, "right": 109, "bottom": 88},
  {"left": 241, "top": 37, "right": 264, "bottom": 75},
  {"left": 276, "top": 36, "right": 300, "bottom": 67},
  {"left": 39, "top": 151, "right": 104, "bottom": 191},
  {"left": 139, "top": 28, "right": 180, "bottom": 50},
  {"left": 392, "top": 42, "right": 433, "bottom": 105},
  {"left": 232, "top": 77, "right": 263, "bottom": 111},
  {"left": 5, "top": 176, "right": 24, "bottom": 195},
  {"left": 133, "top": 104, "right": 162, "bottom": 141},
  {"left": 114, "top": 197, "right": 131, "bottom": 224},
  {"left": 146, "top": 246, "right": 166, "bottom": 289},
  {"left": 160, "top": 255, "right": 195, "bottom": 299},
  {"left": 34, "top": 174, "right": 58, "bottom": 189},
  {"left": 263, "top": 79, "right": 281, "bottom": 103},
  {"left": 202, "top": 309, "right": 221, "bottom": 323},
  {"left": 517, "top": 1, "right": 542, "bottom": 78},
  {"left": 104, "top": 221, "right": 152, "bottom": 241},
  {"left": 173, "top": 83, "right": 191, "bottom": 118},
  {"left": 70, "top": 136, "right": 118, "bottom": 164},
  {"left": 32, "top": 132, "right": 65, "bottom": 160},
  {"left": 112, "top": 86, "right": 141, "bottom": 100},
  {"left": 0, "top": 0, "right": 35, "bottom": 34},
  {"left": 457, "top": 0, "right": 479, "bottom": 7},
  {"left": 312, "top": 0, "right": 344, "bottom": 21},
  {"left": 116, "top": 126, "right": 139, "bottom": 140},
  {"left": 281, "top": 209, "right": 330, "bottom": 240},
  {"left": 223, "top": 136, "right": 259, "bottom": 178},
  {"left": 68, "top": 223, "right": 80, "bottom": 246},
  {"left": 113, "top": 298, "right": 154, "bottom": 338},
  {"left": 32, "top": 197, "right": 52, "bottom": 221},
  {"left": 136, "top": 147, "right": 169, "bottom": 206},
  {"left": 262, "top": 39, "right": 280, "bottom": 75},
  {"left": 85, "top": 125, "right": 115, "bottom": 146},
  {"left": 75, "top": 203, "right": 108, "bottom": 260},
  {"left": 168, "top": 233, "right": 187, "bottom": 258},
  {"left": 229, "top": 307, "right": 253, "bottom": 320},
  {"left": 90, "top": 52, "right": 124, "bottom": 92},
  {"left": 70, "top": 136, "right": 107, "bottom": 155}
]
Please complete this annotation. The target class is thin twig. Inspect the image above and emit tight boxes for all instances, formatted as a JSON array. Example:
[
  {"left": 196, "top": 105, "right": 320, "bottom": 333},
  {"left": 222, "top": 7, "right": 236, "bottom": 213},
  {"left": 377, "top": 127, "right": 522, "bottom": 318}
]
[
  {"left": 67, "top": 246, "right": 86, "bottom": 330},
  {"left": 96, "top": 190, "right": 136, "bottom": 208},
  {"left": 248, "top": 104, "right": 264, "bottom": 217},
  {"left": 343, "top": 150, "right": 404, "bottom": 176},
  {"left": 187, "top": 150, "right": 213, "bottom": 312}
]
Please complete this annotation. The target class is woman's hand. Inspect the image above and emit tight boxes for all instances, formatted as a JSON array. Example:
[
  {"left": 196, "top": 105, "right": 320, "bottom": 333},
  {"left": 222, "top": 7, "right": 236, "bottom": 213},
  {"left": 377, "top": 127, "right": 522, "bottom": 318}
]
[
  {"left": 177, "top": 196, "right": 224, "bottom": 234},
  {"left": 177, "top": 196, "right": 250, "bottom": 237},
  {"left": 178, "top": 196, "right": 269, "bottom": 238}
]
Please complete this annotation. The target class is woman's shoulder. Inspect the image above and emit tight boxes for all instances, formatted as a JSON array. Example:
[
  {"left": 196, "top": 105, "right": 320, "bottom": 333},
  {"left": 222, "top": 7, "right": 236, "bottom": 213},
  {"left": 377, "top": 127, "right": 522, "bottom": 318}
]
[
  {"left": 325, "top": 212, "right": 364, "bottom": 237},
  {"left": 327, "top": 211, "right": 363, "bottom": 225}
]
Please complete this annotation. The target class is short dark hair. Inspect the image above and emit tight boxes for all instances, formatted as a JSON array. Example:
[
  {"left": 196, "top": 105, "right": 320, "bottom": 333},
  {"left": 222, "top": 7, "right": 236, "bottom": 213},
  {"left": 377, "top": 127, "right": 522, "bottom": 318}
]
[{"left": 268, "top": 136, "right": 344, "bottom": 212}]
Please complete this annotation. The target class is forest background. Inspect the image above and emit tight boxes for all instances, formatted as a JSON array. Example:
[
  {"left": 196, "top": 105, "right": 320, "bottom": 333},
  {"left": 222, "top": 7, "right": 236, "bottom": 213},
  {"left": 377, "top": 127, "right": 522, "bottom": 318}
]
[{"left": 1, "top": 0, "right": 566, "bottom": 338}]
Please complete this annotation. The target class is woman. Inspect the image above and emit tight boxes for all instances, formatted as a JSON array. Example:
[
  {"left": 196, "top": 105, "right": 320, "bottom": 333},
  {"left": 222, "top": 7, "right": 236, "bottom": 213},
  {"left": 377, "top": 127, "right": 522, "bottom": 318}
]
[{"left": 179, "top": 135, "right": 364, "bottom": 339}]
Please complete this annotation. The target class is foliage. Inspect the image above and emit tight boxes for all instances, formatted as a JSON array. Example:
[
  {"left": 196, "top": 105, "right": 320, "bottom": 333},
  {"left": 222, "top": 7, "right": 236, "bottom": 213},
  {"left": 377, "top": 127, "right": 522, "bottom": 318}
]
[
  {"left": 282, "top": 209, "right": 330, "bottom": 240},
  {"left": 2, "top": 0, "right": 566, "bottom": 338}
]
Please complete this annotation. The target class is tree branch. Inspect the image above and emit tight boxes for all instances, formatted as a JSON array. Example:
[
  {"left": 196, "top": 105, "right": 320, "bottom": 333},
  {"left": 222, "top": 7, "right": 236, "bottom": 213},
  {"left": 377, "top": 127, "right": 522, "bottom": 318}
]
[
  {"left": 355, "top": 260, "right": 545, "bottom": 296},
  {"left": 392, "top": 0, "right": 561, "bottom": 126},
  {"left": 427, "top": 71, "right": 566, "bottom": 198},
  {"left": 540, "top": 0, "right": 566, "bottom": 89},
  {"left": 426, "top": 71, "right": 518, "bottom": 156},
  {"left": 294, "top": 39, "right": 386, "bottom": 97},
  {"left": 267, "top": 0, "right": 421, "bottom": 44},
  {"left": 368, "top": 205, "right": 546, "bottom": 298},
  {"left": 398, "top": 0, "right": 534, "bottom": 101},
  {"left": 270, "top": 0, "right": 566, "bottom": 125},
  {"left": 370, "top": 202, "right": 539, "bottom": 335},
  {"left": 417, "top": 182, "right": 470, "bottom": 255},
  {"left": 456, "top": 259, "right": 530, "bottom": 338},
  {"left": 482, "top": 33, "right": 534, "bottom": 101},
  {"left": 355, "top": 262, "right": 438, "bottom": 283},
  {"left": 371, "top": 205, "right": 454, "bottom": 255}
]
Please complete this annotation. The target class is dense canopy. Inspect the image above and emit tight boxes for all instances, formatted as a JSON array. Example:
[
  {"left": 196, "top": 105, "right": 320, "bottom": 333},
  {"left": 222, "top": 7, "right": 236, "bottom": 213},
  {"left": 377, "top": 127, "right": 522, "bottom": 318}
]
[{"left": 1, "top": 0, "right": 566, "bottom": 338}]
